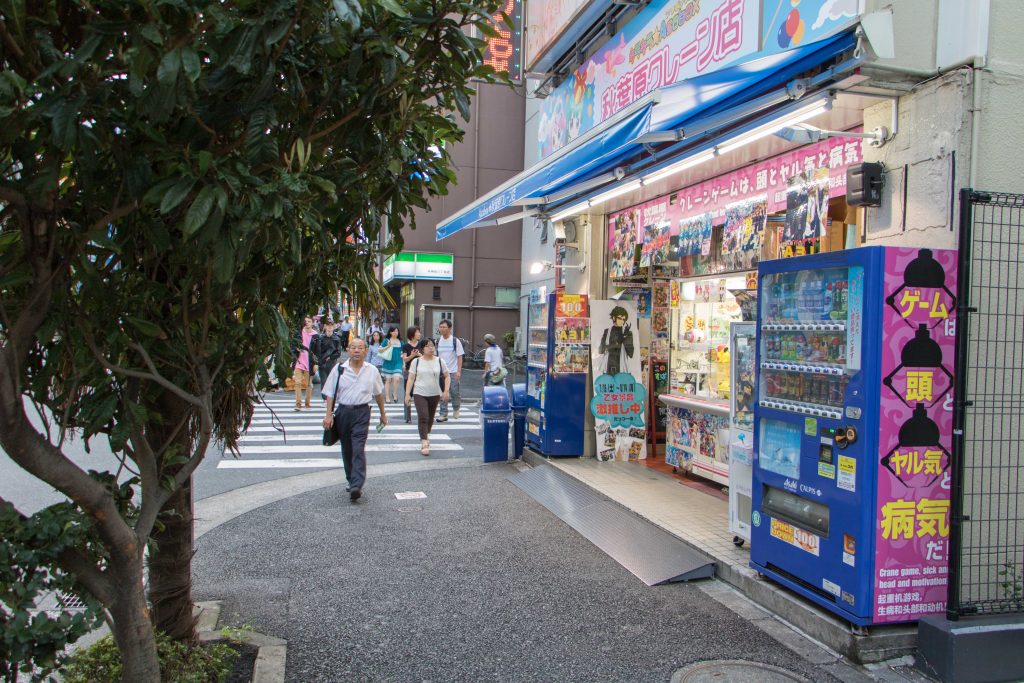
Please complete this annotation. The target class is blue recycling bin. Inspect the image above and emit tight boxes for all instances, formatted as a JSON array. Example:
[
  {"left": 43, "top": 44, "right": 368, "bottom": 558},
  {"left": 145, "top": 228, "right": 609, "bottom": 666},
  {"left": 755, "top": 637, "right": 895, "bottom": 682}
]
[
  {"left": 510, "top": 383, "right": 526, "bottom": 458},
  {"left": 480, "top": 386, "right": 511, "bottom": 463}
]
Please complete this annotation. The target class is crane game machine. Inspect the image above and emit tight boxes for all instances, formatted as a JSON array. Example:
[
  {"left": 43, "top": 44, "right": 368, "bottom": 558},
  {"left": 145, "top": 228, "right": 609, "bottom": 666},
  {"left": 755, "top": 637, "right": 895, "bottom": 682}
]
[
  {"left": 525, "top": 291, "right": 589, "bottom": 456},
  {"left": 750, "top": 247, "right": 957, "bottom": 626}
]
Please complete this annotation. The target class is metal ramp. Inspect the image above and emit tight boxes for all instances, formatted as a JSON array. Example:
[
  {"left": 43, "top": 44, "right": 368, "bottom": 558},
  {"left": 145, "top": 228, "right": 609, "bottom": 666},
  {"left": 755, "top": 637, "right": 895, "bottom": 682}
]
[{"left": 509, "top": 464, "right": 715, "bottom": 586}]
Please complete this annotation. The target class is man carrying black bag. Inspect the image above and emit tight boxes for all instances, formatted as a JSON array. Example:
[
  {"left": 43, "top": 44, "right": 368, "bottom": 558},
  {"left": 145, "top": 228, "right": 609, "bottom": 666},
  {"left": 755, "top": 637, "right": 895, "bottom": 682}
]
[{"left": 321, "top": 338, "right": 388, "bottom": 502}]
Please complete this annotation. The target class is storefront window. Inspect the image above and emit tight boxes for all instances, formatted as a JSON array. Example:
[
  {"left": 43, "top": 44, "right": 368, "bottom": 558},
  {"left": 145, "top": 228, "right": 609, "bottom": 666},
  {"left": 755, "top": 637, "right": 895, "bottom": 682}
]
[{"left": 496, "top": 286, "right": 520, "bottom": 307}]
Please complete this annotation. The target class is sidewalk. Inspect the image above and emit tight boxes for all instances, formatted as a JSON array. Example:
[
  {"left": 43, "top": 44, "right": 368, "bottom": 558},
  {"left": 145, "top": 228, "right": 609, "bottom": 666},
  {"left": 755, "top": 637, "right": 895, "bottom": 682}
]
[{"left": 520, "top": 450, "right": 920, "bottom": 667}]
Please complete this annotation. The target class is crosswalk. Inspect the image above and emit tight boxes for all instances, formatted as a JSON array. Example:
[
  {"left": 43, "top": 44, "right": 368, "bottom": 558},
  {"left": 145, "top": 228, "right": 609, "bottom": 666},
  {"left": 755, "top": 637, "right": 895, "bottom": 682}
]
[{"left": 218, "top": 393, "right": 481, "bottom": 469}]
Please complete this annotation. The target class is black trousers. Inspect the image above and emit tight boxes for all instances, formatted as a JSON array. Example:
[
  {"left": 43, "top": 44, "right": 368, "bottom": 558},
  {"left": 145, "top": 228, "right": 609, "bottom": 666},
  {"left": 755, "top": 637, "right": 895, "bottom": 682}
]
[{"left": 336, "top": 404, "right": 370, "bottom": 491}]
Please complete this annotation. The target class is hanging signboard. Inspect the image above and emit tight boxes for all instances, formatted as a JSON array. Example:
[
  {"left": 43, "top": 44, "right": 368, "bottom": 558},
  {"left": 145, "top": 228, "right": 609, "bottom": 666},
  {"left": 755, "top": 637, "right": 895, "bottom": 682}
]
[
  {"left": 382, "top": 253, "right": 454, "bottom": 284},
  {"left": 536, "top": 0, "right": 861, "bottom": 159},
  {"left": 481, "top": 0, "right": 524, "bottom": 83}
]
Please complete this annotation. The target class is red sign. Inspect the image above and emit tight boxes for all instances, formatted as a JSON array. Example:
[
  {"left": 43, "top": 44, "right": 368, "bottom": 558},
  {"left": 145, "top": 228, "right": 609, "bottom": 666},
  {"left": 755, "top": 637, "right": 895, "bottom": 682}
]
[{"left": 482, "top": 0, "right": 523, "bottom": 83}]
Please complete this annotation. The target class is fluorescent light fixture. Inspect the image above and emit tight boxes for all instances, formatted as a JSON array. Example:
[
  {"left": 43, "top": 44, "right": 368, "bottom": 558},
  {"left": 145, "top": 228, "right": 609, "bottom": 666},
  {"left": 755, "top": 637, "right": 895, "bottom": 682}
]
[
  {"left": 549, "top": 201, "right": 590, "bottom": 223},
  {"left": 642, "top": 151, "right": 717, "bottom": 185},
  {"left": 716, "top": 102, "right": 830, "bottom": 155},
  {"left": 587, "top": 180, "right": 642, "bottom": 208}
]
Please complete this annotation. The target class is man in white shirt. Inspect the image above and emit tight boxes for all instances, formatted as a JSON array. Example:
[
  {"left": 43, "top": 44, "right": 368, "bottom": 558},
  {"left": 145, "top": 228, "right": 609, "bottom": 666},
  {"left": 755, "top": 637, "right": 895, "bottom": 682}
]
[
  {"left": 482, "top": 333, "right": 505, "bottom": 387},
  {"left": 321, "top": 338, "right": 387, "bottom": 501},
  {"left": 435, "top": 320, "right": 464, "bottom": 421}
]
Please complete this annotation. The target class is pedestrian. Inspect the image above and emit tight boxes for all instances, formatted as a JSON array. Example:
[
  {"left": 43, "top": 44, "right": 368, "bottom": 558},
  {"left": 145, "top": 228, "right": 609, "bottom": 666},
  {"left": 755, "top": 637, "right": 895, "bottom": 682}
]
[
  {"left": 482, "top": 333, "right": 506, "bottom": 387},
  {"left": 435, "top": 319, "right": 464, "bottom": 421},
  {"left": 367, "top": 318, "right": 384, "bottom": 338},
  {"left": 321, "top": 338, "right": 387, "bottom": 502},
  {"left": 379, "top": 326, "right": 404, "bottom": 403},
  {"left": 292, "top": 315, "right": 318, "bottom": 411},
  {"left": 401, "top": 325, "right": 425, "bottom": 423},
  {"left": 312, "top": 319, "right": 343, "bottom": 389},
  {"left": 366, "top": 330, "right": 385, "bottom": 370},
  {"left": 405, "top": 338, "right": 450, "bottom": 456},
  {"left": 339, "top": 316, "right": 353, "bottom": 351}
]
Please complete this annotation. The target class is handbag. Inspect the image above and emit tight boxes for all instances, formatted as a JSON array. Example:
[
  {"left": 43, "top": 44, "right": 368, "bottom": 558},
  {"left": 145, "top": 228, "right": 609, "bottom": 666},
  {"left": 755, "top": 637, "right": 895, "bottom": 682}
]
[
  {"left": 413, "top": 358, "right": 448, "bottom": 392},
  {"left": 322, "top": 367, "right": 346, "bottom": 446},
  {"left": 379, "top": 343, "right": 395, "bottom": 361}
]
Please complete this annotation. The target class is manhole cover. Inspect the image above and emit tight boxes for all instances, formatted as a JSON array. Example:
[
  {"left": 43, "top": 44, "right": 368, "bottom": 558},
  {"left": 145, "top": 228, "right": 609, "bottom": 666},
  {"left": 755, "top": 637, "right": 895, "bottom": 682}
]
[
  {"left": 671, "top": 660, "right": 810, "bottom": 683},
  {"left": 397, "top": 506, "right": 422, "bottom": 513}
]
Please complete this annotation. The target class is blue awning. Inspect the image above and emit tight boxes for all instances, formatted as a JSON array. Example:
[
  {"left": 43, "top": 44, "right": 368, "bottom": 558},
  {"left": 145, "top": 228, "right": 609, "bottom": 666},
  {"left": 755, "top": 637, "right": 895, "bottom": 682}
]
[{"left": 436, "top": 30, "right": 860, "bottom": 241}]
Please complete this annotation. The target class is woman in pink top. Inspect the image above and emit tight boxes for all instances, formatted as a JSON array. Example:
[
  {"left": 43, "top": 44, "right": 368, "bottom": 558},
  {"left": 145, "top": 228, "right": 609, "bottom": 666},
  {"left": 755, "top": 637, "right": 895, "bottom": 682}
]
[{"left": 294, "top": 316, "right": 317, "bottom": 410}]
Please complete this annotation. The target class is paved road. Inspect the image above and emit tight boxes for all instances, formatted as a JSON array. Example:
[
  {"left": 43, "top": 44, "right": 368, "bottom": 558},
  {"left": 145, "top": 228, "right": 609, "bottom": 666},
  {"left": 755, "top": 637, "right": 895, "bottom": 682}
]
[{"left": 192, "top": 456, "right": 848, "bottom": 682}]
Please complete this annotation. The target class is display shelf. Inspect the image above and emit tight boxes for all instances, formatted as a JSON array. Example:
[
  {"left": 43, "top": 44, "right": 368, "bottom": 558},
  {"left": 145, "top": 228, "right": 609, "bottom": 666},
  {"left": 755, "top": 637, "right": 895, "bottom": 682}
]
[
  {"left": 760, "top": 360, "right": 846, "bottom": 376},
  {"left": 759, "top": 397, "right": 842, "bottom": 420},
  {"left": 761, "top": 321, "right": 846, "bottom": 332},
  {"left": 529, "top": 325, "right": 548, "bottom": 330},
  {"left": 528, "top": 362, "right": 546, "bottom": 369},
  {"left": 691, "top": 453, "right": 730, "bottom": 486},
  {"left": 658, "top": 393, "right": 730, "bottom": 416},
  {"left": 528, "top": 343, "right": 546, "bottom": 348}
]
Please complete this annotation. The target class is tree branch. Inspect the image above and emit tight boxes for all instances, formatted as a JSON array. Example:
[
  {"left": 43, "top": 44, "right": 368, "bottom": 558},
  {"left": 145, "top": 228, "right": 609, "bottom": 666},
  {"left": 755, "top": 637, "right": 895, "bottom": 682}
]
[{"left": 80, "top": 330, "right": 203, "bottom": 408}]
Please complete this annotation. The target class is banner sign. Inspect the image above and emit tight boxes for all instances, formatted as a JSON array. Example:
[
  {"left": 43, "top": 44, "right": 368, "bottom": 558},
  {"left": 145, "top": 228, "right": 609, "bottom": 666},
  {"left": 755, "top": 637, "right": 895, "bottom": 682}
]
[
  {"left": 482, "top": 0, "right": 524, "bottom": 82},
  {"left": 590, "top": 299, "right": 647, "bottom": 461},
  {"left": 606, "top": 132, "right": 864, "bottom": 263},
  {"left": 874, "top": 248, "right": 957, "bottom": 623},
  {"left": 536, "top": 0, "right": 861, "bottom": 159}
]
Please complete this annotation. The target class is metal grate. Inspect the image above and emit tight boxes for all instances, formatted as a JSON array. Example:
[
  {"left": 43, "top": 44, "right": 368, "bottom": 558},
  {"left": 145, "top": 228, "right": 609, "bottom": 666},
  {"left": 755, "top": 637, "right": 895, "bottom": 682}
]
[
  {"left": 948, "top": 189, "right": 1024, "bottom": 618},
  {"left": 56, "top": 591, "right": 87, "bottom": 610}
]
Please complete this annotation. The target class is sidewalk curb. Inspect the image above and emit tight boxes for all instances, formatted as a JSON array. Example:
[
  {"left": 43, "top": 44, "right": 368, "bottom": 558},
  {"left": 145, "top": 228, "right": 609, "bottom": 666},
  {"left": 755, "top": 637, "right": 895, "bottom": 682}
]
[{"left": 196, "top": 601, "right": 286, "bottom": 683}]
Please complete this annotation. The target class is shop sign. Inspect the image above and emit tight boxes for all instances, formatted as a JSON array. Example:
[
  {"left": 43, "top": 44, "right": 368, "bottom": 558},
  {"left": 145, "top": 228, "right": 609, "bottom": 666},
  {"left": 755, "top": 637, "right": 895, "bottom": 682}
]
[
  {"left": 525, "top": 0, "right": 594, "bottom": 70},
  {"left": 481, "top": 0, "right": 523, "bottom": 82},
  {"left": 383, "top": 252, "right": 454, "bottom": 284},
  {"left": 536, "top": 0, "right": 860, "bottom": 159},
  {"left": 873, "top": 248, "right": 957, "bottom": 623},
  {"left": 606, "top": 132, "right": 864, "bottom": 263}
]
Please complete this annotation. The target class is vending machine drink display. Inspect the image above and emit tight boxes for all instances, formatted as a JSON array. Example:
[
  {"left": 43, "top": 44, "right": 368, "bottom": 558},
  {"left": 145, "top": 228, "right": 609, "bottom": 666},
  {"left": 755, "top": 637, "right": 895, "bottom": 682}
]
[
  {"left": 525, "top": 291, "right": 589, "bottom": 456},
  {"left": 751, "top": 247, "right": 957, "bottom": 626}
]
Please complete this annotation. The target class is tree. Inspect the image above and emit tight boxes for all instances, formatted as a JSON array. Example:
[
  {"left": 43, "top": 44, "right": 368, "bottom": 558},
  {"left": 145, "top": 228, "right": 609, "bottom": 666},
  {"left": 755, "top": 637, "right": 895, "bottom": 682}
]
[{"left": 0, "top": 0, "right": 504, "bottom": 679}]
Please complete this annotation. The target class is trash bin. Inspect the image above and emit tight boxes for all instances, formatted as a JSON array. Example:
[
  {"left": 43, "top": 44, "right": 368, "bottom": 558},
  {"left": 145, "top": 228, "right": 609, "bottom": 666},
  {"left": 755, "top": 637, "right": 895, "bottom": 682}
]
[
  {"left": 480, "top": 385, "right": 511, "bottom": 463},
  {"left": 510, "top": 383, "right": 526, "bottom": 459}
]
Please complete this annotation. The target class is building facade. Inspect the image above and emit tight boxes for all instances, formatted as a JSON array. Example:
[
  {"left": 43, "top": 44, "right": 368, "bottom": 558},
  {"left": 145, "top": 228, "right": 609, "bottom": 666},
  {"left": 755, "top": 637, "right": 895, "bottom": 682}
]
[{"left": 383, "top": 81, "right": 525, "bottom": 351}]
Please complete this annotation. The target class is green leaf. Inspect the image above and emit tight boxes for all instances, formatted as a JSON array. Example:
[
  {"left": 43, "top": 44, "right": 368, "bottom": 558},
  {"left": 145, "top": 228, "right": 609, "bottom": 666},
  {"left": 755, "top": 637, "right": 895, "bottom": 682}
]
[
  {"left": 159, "top": 177, "right": 195, "bottom": 214},
  {"left": 212, "top": 237, "right": 235, "bottom": 284},
  {"left": 198, "top": 150, "right": 213, "bottom": 175},
  {"left": 157, "top": 48, "right": 181, "bottom": 86},
  {"left": 181, "top": 47, "right": 201, "bottom": 82},
  {"left": 126, "top": 317, "right": 163, "bottom": 337},
  {"left": 377, "top": 0, "right": 408, "bottom": 16},
  {"left": 49, "top": 100, "right": 80, "bottom": 150},
  {"left": 183, "top": 185, "right": 218, "bottom": 236},
  {"left": 140, "top": 24, "right": 163, "bottom": 45},
  {"left": 453, "top": 88, "right": 471, "bottom": 121}
]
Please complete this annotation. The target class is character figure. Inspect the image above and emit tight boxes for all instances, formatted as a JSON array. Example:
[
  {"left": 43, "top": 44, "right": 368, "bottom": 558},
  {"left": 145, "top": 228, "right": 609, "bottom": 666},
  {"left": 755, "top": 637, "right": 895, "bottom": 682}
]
[{"left": 598, "top": 306, "right": 635, "bottom": 376}]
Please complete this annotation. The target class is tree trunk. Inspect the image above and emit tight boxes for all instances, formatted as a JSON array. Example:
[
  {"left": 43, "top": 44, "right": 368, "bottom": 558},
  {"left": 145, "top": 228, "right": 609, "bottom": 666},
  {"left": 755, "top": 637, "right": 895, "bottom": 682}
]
[
  {"left": 147, "top": 393, "right": 198, "bottom": 643},
  {"left": 108, "top": 559, "right": 161, "bottom": 682}
]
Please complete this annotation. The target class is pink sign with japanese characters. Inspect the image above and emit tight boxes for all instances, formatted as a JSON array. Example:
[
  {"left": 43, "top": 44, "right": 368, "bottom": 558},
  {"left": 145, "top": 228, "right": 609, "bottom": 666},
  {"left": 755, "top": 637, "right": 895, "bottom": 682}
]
[
  {"left": 608, "top": 132, "right": 864, "bottom": 245},
  {"left": 873, "top": 248, "right": 958, "bottom": 623}
]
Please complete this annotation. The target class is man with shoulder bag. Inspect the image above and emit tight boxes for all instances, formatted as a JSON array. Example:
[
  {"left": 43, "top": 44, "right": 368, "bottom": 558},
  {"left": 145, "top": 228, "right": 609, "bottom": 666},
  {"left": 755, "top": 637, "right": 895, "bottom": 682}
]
[
  {"left": 322, "top": 338, "right": 387, "bottom": 502},
  {"left": 435, "top": 319, "right": 464, "bottom": 421}
]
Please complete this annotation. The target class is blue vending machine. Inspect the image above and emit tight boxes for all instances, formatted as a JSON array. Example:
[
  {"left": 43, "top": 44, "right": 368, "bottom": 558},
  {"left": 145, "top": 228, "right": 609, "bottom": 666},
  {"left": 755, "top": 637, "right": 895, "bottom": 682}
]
[
  {"left": 525, "top": 291, "right": 589, "bottom": 456},
  {"left": 751, "top": 247, "right": 958, "bottom": 626}
]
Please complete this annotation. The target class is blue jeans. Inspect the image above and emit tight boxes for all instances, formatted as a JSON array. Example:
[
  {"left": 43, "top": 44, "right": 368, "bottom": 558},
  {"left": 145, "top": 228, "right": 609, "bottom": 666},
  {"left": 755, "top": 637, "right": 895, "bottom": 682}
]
[{"left": 336, "top": 404, "right": 370, "bottom": 491}]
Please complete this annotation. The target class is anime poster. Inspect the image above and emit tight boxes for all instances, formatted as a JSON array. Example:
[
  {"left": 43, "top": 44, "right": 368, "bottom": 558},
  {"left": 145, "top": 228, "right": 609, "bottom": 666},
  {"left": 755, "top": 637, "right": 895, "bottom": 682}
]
[
  {"left": 553, "top": 294, "right": 590, "bottom": 374},
  {"left": 640, "top": 220, "right": 672, "bottom": 268},
  {"left": 555, "top": 317, "right": 589, "bottom": 344},
  {"left": 721, "top": 197, "right": 768, "bottom": 271},
  {"left": 678, "top": 212, "right": 713, "bottom": 257},
  {"left": 617, "top": 287, "right": 651, "bottom": 319},
  {"left": 781, "top": 168, "right": 829, "bottom": 256},
  {"left": 653, "top": 282, "right": 669, "bottom": 309},
  {"left": 608, "top": 210, "right": 640, "bottom": 278},
  {"left": 665, "top": 406, "right": 730, "bottom": 468},
  {"left": 590, "top": 299, "right": 646, "bottom": 461}
]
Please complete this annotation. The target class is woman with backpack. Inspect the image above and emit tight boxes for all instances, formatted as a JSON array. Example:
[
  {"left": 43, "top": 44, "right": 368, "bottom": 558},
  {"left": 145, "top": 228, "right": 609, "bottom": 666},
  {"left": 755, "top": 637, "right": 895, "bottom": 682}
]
[{"left": 405, "top": 338, "right": 450, "bottom": 456}]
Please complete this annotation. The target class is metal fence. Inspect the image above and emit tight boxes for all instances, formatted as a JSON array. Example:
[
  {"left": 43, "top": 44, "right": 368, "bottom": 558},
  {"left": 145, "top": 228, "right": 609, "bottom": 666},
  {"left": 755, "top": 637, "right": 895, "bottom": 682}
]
[{"left": 948, "top": 189, "right": 1024, "bottom": 618}]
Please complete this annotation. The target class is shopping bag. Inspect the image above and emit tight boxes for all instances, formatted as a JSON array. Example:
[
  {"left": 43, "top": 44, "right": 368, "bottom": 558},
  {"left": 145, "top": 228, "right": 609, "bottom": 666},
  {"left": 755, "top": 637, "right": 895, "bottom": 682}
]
[{"left": 379, "top": 344, "right": 395, "bottom": 361}]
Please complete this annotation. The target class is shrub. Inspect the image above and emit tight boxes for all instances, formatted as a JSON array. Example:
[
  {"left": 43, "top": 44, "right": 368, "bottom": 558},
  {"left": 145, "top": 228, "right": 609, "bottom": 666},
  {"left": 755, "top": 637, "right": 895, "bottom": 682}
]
[{"left": 63, "top": 633, "right": 236, "bottom": 683}]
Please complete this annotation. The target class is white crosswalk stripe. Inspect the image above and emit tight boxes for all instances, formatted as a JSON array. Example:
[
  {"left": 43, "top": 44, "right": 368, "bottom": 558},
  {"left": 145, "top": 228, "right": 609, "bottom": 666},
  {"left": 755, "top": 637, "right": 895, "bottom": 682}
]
[{"left": 218, "top": 394, "right": 476, "bottom": 468}]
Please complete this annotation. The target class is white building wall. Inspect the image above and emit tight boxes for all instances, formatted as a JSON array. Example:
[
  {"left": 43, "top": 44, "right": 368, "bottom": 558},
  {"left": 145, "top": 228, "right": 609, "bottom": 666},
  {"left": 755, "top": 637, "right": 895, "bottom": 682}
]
[{"left": 519, "top": 91, "right": 555, "bottom": 350}]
